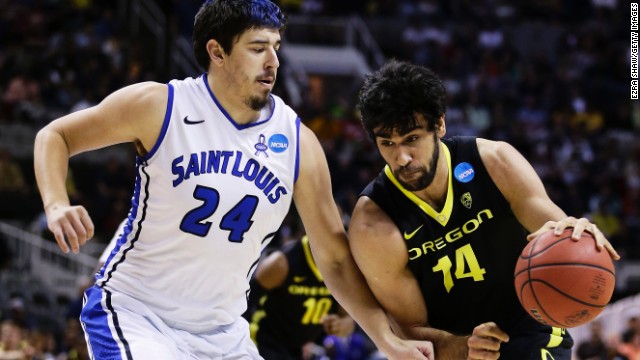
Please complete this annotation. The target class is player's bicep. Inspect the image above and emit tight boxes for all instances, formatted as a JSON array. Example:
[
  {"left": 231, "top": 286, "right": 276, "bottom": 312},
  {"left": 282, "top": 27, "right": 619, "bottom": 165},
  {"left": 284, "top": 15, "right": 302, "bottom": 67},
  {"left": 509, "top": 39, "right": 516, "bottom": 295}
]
[
  {"left": 478, "top": 139, "right": 566, "bottom": 231},
  {"left": 349, "top": 197, "right": 427, "bottom": 332},
  {"left": 47, "top": 82, "right": 167, "bottom": 156},
  {"left": 294, "top": 125, "right": 348, "bottom": 263}
]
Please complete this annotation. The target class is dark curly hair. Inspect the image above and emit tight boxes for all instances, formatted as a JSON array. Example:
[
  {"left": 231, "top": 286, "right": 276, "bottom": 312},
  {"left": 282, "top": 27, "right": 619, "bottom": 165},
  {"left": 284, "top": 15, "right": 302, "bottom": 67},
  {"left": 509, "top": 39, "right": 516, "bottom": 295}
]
[
  {"left": 193, "top": 0, "right": 286, "bottom": 70},
  {"left": 358, "top": 59, "right": 447, "bottom": 140}
]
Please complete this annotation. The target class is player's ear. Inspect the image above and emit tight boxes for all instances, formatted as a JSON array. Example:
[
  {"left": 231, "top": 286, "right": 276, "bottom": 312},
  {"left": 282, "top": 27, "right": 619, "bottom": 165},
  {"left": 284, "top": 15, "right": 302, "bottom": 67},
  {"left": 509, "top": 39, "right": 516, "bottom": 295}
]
[
  {"left": 435, "top": 114, "right": 446, "bottom": 137},
  {"left": 206, "top": 39, "right": 225, "bottom": 66}
]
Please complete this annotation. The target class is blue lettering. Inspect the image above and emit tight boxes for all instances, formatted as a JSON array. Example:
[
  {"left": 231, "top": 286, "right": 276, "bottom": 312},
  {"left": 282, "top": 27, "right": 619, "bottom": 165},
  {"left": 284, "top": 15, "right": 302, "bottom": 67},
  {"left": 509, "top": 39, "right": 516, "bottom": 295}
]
[
  {"left": 219, "top": 151, "right": 234, "bottom": 173},
  {"left": 244, "top": 159, "right": 260, "bottom": 181},
  {"left": 255, "top": 168, "right": 274, "bottom": 189},
  {"left": 170, "top": 151, "right": 287, "bottom": 203},
  {"left": 172, "top": 155, "right": 185, "bottom": 187},
  {"left": 268, "top": 186, "right": 287, "bottom": 204},
  {"left": 263, "top": 178, "right": 280, "bottom": 196},
  {"left": 184, "top": 153, "right": 201, "bottom": 180},
  {"left": 207, "top": 151, "right": 221, "bottom": 173},
  {"left": 200, "top": 151, "right": 207, "bottom": 174},
  {"left": 231, "top": 151, "right": 243, "bottom": 177}
]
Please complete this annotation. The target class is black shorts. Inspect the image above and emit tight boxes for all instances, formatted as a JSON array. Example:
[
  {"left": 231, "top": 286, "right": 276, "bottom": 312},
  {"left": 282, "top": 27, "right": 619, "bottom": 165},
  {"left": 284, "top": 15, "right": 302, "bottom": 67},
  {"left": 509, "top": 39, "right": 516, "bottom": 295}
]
[{"left": 500, "top": 315, "right": 573, "bottom": 360}]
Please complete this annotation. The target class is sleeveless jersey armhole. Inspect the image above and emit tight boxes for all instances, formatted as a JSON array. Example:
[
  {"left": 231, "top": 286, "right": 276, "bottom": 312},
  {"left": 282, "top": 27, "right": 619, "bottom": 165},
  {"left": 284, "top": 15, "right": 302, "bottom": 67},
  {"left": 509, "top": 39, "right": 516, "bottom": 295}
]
[{"left": 141, "top": 83, "right": 174, "bottom": 161}]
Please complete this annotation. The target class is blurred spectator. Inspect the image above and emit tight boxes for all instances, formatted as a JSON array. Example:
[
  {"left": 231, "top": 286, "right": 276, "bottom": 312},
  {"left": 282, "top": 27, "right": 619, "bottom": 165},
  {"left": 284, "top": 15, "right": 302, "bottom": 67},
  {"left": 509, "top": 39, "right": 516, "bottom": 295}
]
[
  {"left": 0, "top": 148, "right": 28, "bottom": 194},
  {"left": 401, "top": 16, "right": 431, "bottom": 65},
  {"left": 515, "top": 94, "right": 549, "bottom": 141},
  {"left": 0, "top": 320, "right": 27, "bottom": 360},
  {"left": 576, "top": 320, "right": 609, "bottom": 360},
  {"left": 24, "top": 328, "right": 57, "bottom": 360},
  {"left": 465, "top": 90, "right": 491, "bottom": 135},
  {"left": 0, "top": 147, "right": 37, "bottom": 219},
  {"left": 614, "top": 328, "right": 640, "bottom": 360},
  {"left": 477, "top": 19, "right": 504, "bottom": 50}
]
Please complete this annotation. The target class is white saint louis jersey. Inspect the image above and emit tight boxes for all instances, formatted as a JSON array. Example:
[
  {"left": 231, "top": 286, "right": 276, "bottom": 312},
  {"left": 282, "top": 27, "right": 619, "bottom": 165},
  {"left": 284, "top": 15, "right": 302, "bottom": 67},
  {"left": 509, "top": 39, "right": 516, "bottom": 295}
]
[{"left": 95, "top": 74, "right": 299, "bottom": 333}]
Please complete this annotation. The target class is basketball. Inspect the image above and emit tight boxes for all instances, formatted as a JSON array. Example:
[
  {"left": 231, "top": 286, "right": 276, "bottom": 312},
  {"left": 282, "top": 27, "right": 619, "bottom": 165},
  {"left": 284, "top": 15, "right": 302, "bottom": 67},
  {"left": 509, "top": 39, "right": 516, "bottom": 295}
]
[{"left": 514, "top": 228, "right": 615, "bottom": 328}]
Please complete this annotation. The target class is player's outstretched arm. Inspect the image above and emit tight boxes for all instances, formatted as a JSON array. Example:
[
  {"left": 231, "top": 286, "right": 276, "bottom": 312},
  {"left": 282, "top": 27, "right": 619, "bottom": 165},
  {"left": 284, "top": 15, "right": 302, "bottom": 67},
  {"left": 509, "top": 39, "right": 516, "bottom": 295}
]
[
  {"left": 477, "top": 138, "right": 620, "bottom": 260},
  {"left": 34, "top": 82, "right": 168, "bottom": 254},
  {"left": 293, "top": 124, "right": 433, "bottom": 360}
]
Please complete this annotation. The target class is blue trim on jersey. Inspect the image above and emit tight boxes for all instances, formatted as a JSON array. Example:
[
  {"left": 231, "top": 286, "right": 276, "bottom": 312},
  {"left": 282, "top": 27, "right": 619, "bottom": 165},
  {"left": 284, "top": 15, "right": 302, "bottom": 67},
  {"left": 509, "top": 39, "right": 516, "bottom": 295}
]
[
  {"left": 142, "top": 83, "right": 173, "bottom": 161},
  {"left": 201, "top": 73, "right": 274, "bottom": 130},
  {"left": 294, "top": 117, "right": 301, "bottom": 183},
  {"left": 98, "top": 218, "right": 134, "bottom": 280},
  {"left": 98, "top": 162, "right": 149, "bottom": 287},
  {"left": 81, "top": 286, "right": 129, "bottom": 360}
]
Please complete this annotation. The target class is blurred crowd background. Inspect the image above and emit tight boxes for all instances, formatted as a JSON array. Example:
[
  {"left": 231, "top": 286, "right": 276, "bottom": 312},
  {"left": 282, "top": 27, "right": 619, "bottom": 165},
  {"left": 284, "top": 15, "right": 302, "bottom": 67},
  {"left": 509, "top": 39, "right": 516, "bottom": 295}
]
[{"left": 0, "top": 0, "right": 638, "bottom": 359}]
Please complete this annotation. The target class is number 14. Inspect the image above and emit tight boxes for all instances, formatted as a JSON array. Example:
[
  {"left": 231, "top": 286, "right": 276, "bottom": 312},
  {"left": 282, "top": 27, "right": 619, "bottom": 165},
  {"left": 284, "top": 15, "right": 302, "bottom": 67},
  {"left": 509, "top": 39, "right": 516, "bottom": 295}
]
[{"left": 432, "top": 244, "right": 486, "bottom": 292}]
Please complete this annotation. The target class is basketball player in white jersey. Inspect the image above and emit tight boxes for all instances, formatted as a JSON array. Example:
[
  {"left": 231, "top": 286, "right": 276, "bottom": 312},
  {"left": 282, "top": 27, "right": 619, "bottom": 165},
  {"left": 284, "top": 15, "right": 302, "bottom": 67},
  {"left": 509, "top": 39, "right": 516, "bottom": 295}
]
[{"left": 33, "top": 0, "right": 434, "bottom": 359}]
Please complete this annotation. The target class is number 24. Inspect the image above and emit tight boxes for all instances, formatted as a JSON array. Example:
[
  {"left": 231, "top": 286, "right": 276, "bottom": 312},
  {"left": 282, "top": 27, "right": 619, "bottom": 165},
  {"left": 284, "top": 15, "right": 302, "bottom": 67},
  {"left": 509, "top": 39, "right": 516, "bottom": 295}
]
[{"left": 180, "top": 185, "right": 258, "bottom": 242}]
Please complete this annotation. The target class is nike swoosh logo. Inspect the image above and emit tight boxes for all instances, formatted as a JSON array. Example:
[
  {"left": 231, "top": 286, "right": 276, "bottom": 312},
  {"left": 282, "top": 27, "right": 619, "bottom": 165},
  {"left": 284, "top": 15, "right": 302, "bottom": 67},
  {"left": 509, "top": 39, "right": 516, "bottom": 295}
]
[
  {"left": 293, "top": 276, "right": 306, "bottom": 283},
  {"left": 403, "top": 225, "right": 424, "bottom": 240},
  {"left": 183, "top": 116, "right": 205, "bottom": 125}
]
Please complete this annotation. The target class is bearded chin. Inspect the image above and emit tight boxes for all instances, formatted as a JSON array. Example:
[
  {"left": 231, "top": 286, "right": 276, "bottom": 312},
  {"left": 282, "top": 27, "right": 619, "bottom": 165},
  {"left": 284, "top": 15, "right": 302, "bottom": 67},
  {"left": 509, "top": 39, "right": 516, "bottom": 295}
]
[
  {"left": 248, "top": 94, "right": 270, "bottom": 111},
  {"left": 396, "top": 135, "right": 440, "bottom": 191},
  {"left": 398, "top": 167, "right": 436, "bottom": 191}
]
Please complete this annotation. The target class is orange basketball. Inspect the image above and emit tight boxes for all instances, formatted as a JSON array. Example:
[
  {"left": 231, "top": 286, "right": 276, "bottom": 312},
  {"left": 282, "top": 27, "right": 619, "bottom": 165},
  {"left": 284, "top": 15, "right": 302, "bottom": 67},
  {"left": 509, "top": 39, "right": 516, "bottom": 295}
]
[{"left": 514, "top": 228, "right": 615, "bottom": 328}]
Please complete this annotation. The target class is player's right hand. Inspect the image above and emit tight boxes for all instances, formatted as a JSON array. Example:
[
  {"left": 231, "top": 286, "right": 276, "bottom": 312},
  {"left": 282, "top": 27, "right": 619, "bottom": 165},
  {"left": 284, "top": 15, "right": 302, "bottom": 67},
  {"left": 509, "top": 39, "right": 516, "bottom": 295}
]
[
  {"left": 382, "top": 338, "right": 434, "bottom": 360},
  {"left": 467, "top": 322, "right": 509, "bottom": 360},
  {"left": 46, "top": 204, "right": 94, "bottom": 254}
]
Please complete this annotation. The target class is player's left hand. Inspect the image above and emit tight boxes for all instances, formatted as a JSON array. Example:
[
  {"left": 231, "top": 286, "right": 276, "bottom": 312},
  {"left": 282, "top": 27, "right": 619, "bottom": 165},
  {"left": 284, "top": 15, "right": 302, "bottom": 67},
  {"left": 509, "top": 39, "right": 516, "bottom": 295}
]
[
  {"left": 321, "top": 314, "right": 356, "bottom": 337},
  {"left": 527, "top": 217, "right": 620, "bottom": 260}
]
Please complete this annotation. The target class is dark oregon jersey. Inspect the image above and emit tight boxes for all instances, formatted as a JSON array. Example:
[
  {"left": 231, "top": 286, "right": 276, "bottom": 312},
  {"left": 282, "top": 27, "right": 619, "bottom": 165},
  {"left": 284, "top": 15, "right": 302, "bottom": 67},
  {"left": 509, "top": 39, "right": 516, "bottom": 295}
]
[
  {"left": 250, "top": 236, "right": 338, "bottom": 360},
  {"left": 361, "top": 136, "right": 572, "bottom": 359}
]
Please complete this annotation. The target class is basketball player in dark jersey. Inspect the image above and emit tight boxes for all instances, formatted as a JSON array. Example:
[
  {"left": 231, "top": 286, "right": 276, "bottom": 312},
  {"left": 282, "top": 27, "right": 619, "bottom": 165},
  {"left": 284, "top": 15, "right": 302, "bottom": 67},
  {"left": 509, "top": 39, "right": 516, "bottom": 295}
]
[
  {"left": 349, "top": 60, "right": 620, "bottom": 360},
  {"left": 245, "top": 235, "right": 355, "bottom": 360}
]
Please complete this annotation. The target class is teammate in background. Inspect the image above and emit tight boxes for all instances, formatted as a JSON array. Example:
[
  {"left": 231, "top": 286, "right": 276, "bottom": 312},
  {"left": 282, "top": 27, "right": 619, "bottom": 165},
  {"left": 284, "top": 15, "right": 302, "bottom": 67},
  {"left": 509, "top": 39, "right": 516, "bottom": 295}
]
[
  {"left": 349, "top": 59, "right": 620, "bottom": 359},
  {"left": 244, "top": 235, "right": 356, "bottom": 360},
  {"left": 33, "top": 1, "right": 433, "bottom": 358}
]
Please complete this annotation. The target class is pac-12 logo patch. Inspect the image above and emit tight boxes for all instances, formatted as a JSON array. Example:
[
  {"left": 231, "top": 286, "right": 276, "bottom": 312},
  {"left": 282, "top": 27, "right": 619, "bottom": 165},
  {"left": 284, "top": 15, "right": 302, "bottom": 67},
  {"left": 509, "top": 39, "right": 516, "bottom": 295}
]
[
  {"left": 461, "top": 192, "right": 472, "bottom": 209},
  {"left": 268, "top": 134, "right": 289, "bottom": 153},
  {"left": 454, "top": 162, "right": 475, "bottom": 183}
]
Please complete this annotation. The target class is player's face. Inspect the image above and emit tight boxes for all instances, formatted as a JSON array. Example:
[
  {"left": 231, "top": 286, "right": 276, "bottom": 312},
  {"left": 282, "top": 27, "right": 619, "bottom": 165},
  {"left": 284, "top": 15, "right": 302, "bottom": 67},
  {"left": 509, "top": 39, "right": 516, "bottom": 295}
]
[
  {"left": 375, "top": 115, "right": 440, "bottom": 191},
  {"left": 224, "top": 28, "right": 280, "bottom": 111}
]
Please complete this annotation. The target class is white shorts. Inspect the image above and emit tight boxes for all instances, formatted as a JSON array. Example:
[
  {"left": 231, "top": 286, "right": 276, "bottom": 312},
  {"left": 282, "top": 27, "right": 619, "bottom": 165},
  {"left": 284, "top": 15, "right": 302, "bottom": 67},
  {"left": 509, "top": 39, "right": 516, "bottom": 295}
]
[{"left": 80, "top": 285, "right": 262, "bottom": 360}]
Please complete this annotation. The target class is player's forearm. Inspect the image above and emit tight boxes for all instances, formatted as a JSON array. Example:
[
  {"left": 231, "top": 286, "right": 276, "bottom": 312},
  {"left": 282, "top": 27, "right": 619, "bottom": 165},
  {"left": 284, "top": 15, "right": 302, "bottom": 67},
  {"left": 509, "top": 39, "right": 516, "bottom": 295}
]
[
  {"left": 315, "top": 246, "right": 397, "bottom": 351},
  {"left": 406, "top": 327, "right": 468, "bottom": 359},
  {"left": 34, "top": 128, "right": 72, "bottom": 211}
]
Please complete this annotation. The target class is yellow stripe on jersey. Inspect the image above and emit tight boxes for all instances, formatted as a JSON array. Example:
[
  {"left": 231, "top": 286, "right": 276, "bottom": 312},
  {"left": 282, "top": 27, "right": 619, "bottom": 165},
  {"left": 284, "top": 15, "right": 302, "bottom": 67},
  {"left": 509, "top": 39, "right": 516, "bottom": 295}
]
[
  {"left": 302, "top": 236, "right": 323, "bottom": 282},
  {"left": 546, "top": 327, "right": 565, "bottom": 348},
  {"left": 384, "top": 142, "right": 453, "bottom": 226}
]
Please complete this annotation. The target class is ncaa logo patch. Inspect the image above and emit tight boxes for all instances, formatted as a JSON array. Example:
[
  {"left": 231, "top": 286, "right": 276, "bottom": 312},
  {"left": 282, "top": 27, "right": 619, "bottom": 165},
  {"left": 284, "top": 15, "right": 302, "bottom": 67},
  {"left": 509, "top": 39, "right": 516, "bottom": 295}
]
[
  {"left": 454, "top": 162, "right": 475, "bottom": 183},
  {"left": 268, "top": 134, "right": 289, "bottom": 153}
]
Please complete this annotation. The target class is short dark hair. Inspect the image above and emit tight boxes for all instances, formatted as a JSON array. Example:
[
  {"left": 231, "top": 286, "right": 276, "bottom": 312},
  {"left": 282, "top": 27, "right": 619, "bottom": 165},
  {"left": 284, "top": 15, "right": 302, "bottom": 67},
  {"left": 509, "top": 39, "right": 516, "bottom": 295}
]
[
  {"left": 192, "top": 0, "right": 286, "bottom": 70},
  {"left": 358, "top": 59, "right": 447, "bottom": 140}
]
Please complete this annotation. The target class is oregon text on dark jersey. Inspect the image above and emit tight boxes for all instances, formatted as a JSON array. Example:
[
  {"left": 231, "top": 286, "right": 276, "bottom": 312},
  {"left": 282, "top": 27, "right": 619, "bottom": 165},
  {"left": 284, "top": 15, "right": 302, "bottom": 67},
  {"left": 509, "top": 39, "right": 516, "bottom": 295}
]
[{"left": 249, "top": 236, "right": 338, "bottom": 360}]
